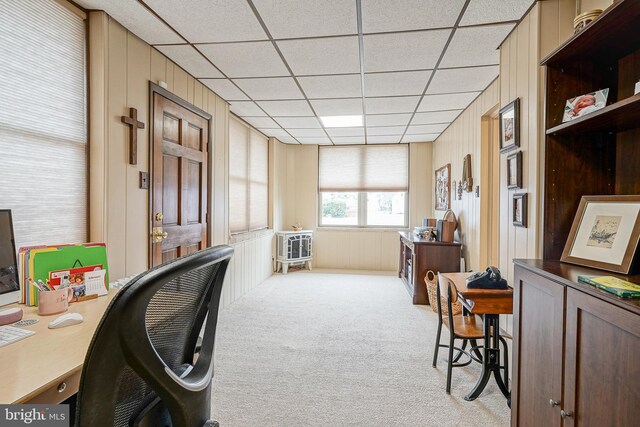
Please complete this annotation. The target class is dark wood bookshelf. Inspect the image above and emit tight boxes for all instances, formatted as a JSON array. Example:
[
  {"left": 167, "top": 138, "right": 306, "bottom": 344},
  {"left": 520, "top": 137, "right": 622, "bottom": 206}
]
[{"left": 546, "top": 93, "right": 640, "bottom": 135}]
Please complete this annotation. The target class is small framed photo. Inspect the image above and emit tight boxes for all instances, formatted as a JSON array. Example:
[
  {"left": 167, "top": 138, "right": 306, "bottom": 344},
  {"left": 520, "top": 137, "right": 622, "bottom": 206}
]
[
  {"left": 499, "top": 98, "right": 520, "bottom": 153},
  {"left": 507, "top": 151, "right": 522, "bottom": 189},
  {"left": 562, "top": 88, "right": 609, "bottom": 122},
  {"left": 561, "top": 195, "right": 640, "bottom": 274},
  {"left": 513, "top": 193, "right": 527, "bottom": 228},
  {"left": 435, "top": 164, "right": 450, "bottom": 211}
]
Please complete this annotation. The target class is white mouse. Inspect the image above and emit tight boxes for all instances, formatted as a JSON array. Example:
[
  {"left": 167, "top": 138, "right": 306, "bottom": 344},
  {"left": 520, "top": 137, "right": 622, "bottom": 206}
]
[{"left": 48, "top": 312, "right": 84, "bottom": 329}]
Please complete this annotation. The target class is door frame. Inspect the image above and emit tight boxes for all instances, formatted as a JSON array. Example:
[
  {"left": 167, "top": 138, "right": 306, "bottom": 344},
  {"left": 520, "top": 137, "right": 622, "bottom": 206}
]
[
  {"left": 148, "top": 82, "right": 213, "bottom": 267},
  {"left": 480, "top": 104, "right": 500, "bottom": 268}
]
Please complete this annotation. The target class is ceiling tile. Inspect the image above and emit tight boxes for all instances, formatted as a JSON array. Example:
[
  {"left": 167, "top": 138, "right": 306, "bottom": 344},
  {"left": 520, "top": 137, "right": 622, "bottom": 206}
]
[
  {"left": 366, "top": 96, "right": 420, "bottom": 114},
  {"left": 406, "top": 124, "right": 449, "bottom": 134},
  {"left": 298, "top": 75, "right": 362, "bottom": 99},
  {"left": 200, "top": 79, "right": 248, "bottom": 101},
  {"left": 155, "top": 45, "right": 223, "bottom": 78},
  {"left": 367, "top": 135, "right": 401, "bottom": 144},
  {"left": 366, "top": 114, "right": 412, "bottom": 127},
  {"left": 460, "top": 0, "right": 535, "bottom": 26},
  {"left": 361, "top": 0, "right": 466, "bottom": 33},
  {"left": 275, "top": 136, "right": 300, "bottom": 144},
  {"left": 366, "top": 126, "right": 407, "bottom": 136},
  {"left": 289, "top": 128, "right": 328, "bottom": 138},
  {"left": 252, "top": 0, "right": 357, "bottom": 39},
  {"left": 440, "top": 24, "right": 514, "bottom": 68},
  {"left": 412, "top": 110, "right": 461, "bottom": 124},
  {"left": 229, "top": 101, "right": 266, "bottom": 116},
  {"left": 310, "top": 99, "right": 363, "bottom": 116},
  {"left": 273, "top": 117, "right": 321, "bottom": 128},
  {"left": 427, "top": 66, "right": 499, "bottom": 94},
  {"left": 298, "top": 137, "right": 332, "bottom": 145},
  {"left": 75, "top": 0, "right": 183, "bottom": 44},
  {"left": 277, "top": 36, "right": 360, "bottom": 75},
  {"left": 242, "top": 116, "right": 279, "bottom": 128},
  {"left": 402, "top": 134, "right": 439, "bottom": 143},
  {"left": 364, "top": 71, "right": 431, "bottom": 97},
  {"left": 363, "top": 30, "right": 450, "bottom": 72},
  {"left": 233, "top": 77, "right": 303, "bottom": 100},
  {"left": 333, "top": 136, "right": 366, "bottom": 144},
  {"left": 197, "top": 42, "right": 288, "bottom": 78},
  {"left": 257, "top": 100, "right": 314, "bottom": 116},
  {"left": 326, "top": 127, "right": 365, "bottom": 137},
  {"left": 144, "top": 0, "right": 266, "bottom": 43},
  {"left": 257, "top": 128, "right": 292, "bottom": 139},
  {"left": 418, "top": 92, "right": 480, "bottom": 112}
]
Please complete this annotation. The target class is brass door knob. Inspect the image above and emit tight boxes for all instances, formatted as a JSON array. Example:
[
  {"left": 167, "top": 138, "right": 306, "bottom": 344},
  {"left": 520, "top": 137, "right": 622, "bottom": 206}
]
[
  {"left": 560, "top": 410, "right": 573, "bottom": 419},
  {"left": 151, "top": 227, "right": 168, "bottom": 243}
]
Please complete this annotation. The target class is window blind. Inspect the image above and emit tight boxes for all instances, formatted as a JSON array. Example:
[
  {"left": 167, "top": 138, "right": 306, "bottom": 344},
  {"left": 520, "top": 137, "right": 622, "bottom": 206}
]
[
  {"left": 229, "top": 116, "right": 268, "bottom": 234},
  {"left": 318, "top": 145, "right": 409, "bottom": 192},
  {"left": 0, "top": 0, "right": 87, "bottom": 249}
]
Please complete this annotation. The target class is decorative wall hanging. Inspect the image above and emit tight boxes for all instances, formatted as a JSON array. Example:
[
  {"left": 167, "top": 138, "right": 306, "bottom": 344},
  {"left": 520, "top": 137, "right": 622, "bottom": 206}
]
[
  {"left": 121, "top": 107, "right": 145, "bottom": 165},
  {"left": 462, "top": 154, "right": 473, "bottom": 192},
  {"left": 499, "top": 98, "right": 520, "bottom": 153},
  {"left": 435, "top": 164, "right": 450, "bottom": 211},
  {"left": 513, "top": 193, "right": 527, "bottom": 228},
  {"left": 507, "top": 151, "right": 522, "bottom": 189}
]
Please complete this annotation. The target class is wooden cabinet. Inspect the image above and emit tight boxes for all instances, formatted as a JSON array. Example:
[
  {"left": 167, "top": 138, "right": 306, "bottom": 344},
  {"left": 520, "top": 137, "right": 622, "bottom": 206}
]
[
  {"left": 398, "top": 232, "right": 460, "bottom": 304},
  {"left": 512, "top": 260, "right": 640, "bottom": 426}
]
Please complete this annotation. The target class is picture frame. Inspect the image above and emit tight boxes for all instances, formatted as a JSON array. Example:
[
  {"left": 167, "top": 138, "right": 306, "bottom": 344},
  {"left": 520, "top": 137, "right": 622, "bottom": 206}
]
[
  {"left": 435, "top": 164, "right": 450, "bottom": 211},
  {"left": 507, "top": 151, "right": 522, "bottom": 189},
  {"left": 562, "top": 88, "right": 609, "bottom": 123},
  {"left": 499, "top": 98, "right": 520, "bottom": 153},
  {"left": 513, "top": 193, "right": 527, "bottom": 228},
  {"left": 561, "top": 195, "right": 640, "bottom": 274}
]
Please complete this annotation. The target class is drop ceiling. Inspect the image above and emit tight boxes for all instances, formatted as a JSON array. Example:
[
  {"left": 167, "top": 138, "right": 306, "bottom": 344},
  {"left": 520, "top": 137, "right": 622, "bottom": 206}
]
[{"left": 76, "top": 0, "right": 535, "bottom": 145}]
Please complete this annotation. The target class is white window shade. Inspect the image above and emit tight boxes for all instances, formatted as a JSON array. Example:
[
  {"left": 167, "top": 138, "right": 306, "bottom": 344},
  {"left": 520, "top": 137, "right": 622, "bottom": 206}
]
[
  {"left": 319, "top": 145, "right": 409, "bottom": 192},
  {"left": 229, "top": 116, "right": 269, "bottom": 234},
  {"left": 0, "top": 0, "right": 87, "bottom": 249}
]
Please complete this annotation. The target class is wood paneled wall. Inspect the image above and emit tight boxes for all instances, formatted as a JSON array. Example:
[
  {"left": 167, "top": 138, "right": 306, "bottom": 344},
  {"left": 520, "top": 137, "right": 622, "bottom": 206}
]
[
  {"left": 88, "top": 12, "right": 268, "bottom": 308},
  {"left": 432, "top": 80, "right": 499, "bottom": 272},
  {"left": 272, "top": 142, "right": 432, "bottom": 272}
]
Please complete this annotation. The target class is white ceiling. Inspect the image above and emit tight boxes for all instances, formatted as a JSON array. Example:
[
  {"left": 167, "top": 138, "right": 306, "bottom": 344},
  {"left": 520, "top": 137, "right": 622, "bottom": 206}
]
[{"left": 76, "top": 0, "right": 535, "bottom": 145}]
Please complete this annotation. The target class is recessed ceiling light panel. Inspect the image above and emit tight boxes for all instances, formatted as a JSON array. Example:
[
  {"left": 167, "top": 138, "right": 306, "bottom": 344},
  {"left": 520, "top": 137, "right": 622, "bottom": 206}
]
[{"left": 320, "top": 115, "right": 363, "bottom": 127}]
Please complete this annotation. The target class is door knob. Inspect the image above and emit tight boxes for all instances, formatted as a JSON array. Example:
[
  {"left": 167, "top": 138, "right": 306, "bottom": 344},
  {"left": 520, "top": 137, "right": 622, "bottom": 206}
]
[
  {"left": 560, "top": 410, "right": 573, "bottom": 419},
  {"left": 549, "top": 399, "right": 559, "bottom": 407},
  {"left": 151, "top": 227, "right": 168, "bottom": 243},
  {"left": 155, "top": 212, "right": 164, "bottom": 221}
]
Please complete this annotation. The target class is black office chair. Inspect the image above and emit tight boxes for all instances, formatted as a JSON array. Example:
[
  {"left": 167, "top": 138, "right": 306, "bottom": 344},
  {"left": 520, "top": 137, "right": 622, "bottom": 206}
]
[{"left": 75, "top": 245, "right": 234, "bottom": 427}]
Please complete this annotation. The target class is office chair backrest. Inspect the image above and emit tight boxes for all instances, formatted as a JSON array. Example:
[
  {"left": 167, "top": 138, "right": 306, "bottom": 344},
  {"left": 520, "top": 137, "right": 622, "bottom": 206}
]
[{"left": 76, "top": 245, "right": 234, "bottom": 427}]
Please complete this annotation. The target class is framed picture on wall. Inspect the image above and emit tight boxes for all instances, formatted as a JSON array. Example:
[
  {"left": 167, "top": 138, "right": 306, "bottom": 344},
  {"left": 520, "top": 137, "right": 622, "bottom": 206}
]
[
  {"left": 507, "top": 151, "right": 522, "bottom": 189},
  {"left": 435, "top": 164, "right": 450, "bottom": 211},
  {"left": 499, "top": 98, "right": 520, "bottom": 153},
  {"left": 561, "top": 195, "right": 640, "bottom": 274},
  {"left": 513, "top": 193, "right": 527, "bottom": 227}
]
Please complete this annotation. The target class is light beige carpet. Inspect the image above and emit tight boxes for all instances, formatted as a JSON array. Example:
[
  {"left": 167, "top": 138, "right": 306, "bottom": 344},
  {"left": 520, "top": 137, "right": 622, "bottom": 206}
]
[{"left": 211, "top": 271, "right": 510, "bottom": 427}]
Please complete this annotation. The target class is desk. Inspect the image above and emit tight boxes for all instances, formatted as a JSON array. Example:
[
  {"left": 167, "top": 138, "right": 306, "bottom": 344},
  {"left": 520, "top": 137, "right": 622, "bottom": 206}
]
[
  {"left": 0, "top": 289, "right": 118, "bottom": 403},
  {"left": 439, "top": 272, "right": 513, "bottom": 402}
]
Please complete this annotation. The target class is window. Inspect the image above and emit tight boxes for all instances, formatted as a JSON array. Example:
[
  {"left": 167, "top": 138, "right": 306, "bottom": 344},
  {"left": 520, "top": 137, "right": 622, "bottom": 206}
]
[
  {"left": 318, "top": 145, "right": 408, "bottom": 227},
  {"left": 229, "top": 116, "right": 269, "bottom": 234},
  {"left": 0, "top": 0, "right": 87, "bottom": 248}
]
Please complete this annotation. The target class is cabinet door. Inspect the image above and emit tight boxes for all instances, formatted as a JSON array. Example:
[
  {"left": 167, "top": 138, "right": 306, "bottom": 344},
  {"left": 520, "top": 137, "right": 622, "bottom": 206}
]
[
  {"left": 512, "top": 267, "right": 565, "bottom": 427},
  {"left": 563, "top": 288, "right": 640, "bottom": 426}
]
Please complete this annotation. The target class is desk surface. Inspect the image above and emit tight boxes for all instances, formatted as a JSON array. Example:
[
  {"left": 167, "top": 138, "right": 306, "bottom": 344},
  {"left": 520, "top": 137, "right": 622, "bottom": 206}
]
[
  {"left": 439, "top": 272, "right": 513, "bottom": 314},
  {"left": 0, "top": 289, "right": 117, "bottom": 403}
]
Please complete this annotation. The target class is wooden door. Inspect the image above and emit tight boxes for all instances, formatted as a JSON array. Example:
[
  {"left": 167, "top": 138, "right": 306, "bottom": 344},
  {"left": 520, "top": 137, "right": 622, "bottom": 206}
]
[
  {"left": 563, "top": 288, "right": 640, "bottom": 426},
  {"left": 511, "top": 267, "right": 565, "bottom": 427},
  {"left": 151, "top": 92, "right": 209, "bottom": 266}
]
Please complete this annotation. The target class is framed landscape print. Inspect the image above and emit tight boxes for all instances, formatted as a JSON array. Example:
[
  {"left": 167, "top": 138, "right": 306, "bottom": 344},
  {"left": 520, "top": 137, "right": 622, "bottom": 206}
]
[
  {"left": 513, "top": 193, "right": 527, "bottom": 227},
  {"left": 499, "top": 98, "right": 520, "bottom": 153},
  {"left": 507, "top": 151, "right": 522, "bottom": 189},
  {"left": 561, "top": 195, "right": 640, "bottom": 274},
  {"left": 435, "top": 164, "right": 450, "bottom": 211}
]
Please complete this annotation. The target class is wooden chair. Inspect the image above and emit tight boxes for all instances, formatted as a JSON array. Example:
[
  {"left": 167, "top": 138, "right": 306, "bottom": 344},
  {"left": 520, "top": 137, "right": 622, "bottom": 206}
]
[{"left": 432, "top": 275, "right": 484, "bottom": 394}]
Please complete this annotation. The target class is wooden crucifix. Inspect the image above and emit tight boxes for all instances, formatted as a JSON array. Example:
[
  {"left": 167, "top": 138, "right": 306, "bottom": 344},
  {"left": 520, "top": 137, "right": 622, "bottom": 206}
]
[{"left": 121, "top": 107, "right": 145, "bottom": 165}]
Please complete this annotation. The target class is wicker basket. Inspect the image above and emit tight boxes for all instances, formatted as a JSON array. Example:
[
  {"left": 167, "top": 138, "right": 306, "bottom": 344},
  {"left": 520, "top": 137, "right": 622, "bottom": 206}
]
[{"left": 425, "top": 270, "right": 462, "bottom": 316}]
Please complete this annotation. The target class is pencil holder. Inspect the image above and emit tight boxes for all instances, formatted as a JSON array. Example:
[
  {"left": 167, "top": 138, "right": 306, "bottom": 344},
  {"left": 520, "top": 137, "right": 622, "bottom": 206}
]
[{"left": 38, "top": 287, "right": 73, "bottom": 316}]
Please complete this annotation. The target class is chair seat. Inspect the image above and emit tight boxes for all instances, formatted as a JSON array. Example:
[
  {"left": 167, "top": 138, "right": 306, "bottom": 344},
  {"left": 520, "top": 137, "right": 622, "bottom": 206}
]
[{"left": 442, "top": 314, "right": 484, "bottom": 338}]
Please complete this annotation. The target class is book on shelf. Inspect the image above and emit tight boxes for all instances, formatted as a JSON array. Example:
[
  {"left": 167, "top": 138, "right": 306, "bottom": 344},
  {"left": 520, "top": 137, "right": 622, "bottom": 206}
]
[{"left": 577, "top": 275, "right": 640, "bottom": 298}]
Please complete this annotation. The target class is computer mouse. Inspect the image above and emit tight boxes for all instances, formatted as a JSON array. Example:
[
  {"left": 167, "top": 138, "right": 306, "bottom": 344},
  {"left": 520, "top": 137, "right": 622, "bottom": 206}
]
[{"left": 48, "top": 312, "right": 84, "bottom": 329}]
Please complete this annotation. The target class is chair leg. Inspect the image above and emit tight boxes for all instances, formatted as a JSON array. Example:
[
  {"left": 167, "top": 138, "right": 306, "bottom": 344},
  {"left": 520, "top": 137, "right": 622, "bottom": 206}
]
[
  {"left": 432, "top": 320, "right": 443, "bottom": 368},
  {"left": 452, "top": 339, "right": 468, "bottom": 363},
  {"left": 446, "top": 333, "right": 455, "bottom": 394},
  {"left": 470, "top": 338, "right": 483, "bottom": 361}
]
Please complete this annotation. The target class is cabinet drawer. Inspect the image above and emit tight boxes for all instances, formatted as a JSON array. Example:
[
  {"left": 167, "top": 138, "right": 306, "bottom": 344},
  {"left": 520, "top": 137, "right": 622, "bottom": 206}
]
[{"left": 26, "top": 369, "right": 81, "bottom": 404}]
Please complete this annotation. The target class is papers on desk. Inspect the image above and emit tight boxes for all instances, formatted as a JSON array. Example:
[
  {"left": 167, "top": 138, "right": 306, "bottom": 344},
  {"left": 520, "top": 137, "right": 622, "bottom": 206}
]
[{"left": 18, "top": 243, "right": 109, "bottom": 306}]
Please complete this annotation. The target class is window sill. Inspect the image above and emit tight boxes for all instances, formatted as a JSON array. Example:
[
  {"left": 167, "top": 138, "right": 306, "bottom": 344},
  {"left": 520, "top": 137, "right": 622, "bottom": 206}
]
[
  {"left": 315, "top": 227, "right": 408, "bottom": 233},
  {"left": 229, "top": 228, "right": 273, "bottom": 244}
]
